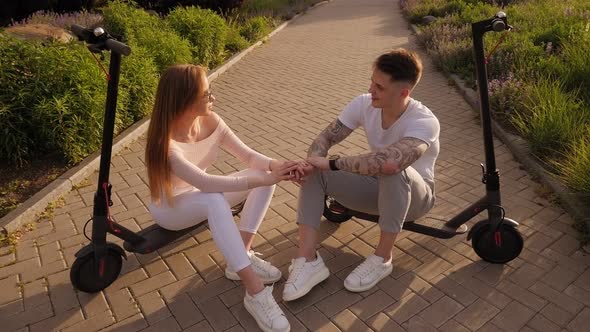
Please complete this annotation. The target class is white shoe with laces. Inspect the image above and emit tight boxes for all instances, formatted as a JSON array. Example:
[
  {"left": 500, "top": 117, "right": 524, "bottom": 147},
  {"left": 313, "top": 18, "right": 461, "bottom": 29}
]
[
  {"left": 225, "top": 250, "right": 282, "bottom": 284},
  {"left": 244, "top": 285, "right": 290, "bottom": 332},
  {"left": 344, "top": 254, "right": 393, "bottom": 292},
  {"left": 282, "top": 251, "right": 330, "bottom": 301}
]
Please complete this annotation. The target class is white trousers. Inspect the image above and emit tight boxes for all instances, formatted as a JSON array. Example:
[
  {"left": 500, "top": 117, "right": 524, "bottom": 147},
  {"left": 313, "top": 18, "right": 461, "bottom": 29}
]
[{"left": 149, "top": 168, "right": 275, "bottom": 272}]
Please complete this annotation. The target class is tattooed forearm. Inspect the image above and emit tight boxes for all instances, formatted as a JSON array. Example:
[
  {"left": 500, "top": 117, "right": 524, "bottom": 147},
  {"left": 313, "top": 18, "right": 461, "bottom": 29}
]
[
  {"left": 335, "top": 137, "right": 428, "bottom": 176},
  {"left": 307, "top": 119, "right": 353, "bottom": 157}
]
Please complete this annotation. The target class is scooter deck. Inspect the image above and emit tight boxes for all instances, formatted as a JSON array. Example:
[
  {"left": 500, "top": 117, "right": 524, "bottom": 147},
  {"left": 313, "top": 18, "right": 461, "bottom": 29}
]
[
  {"left": 122, "top": 201, "right": 245, "bottom": 255},
  {"left": 403, "top": 217, "right": 468, "bottom": 239},
  {"left": 123, "top": 223, "right": 205, "bottom": 254}
]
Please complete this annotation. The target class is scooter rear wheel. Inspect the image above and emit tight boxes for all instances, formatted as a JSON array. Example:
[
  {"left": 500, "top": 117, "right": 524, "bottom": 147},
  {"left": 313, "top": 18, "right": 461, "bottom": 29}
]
[
  {"left": 323, "top": 196, "right": 353, "bottom": 223},
  {"left": 472, "top": 222, "right": 523, "bottom": 263},
  {"left": 70, "top": 248, "right": 123, "bottom": 293}
]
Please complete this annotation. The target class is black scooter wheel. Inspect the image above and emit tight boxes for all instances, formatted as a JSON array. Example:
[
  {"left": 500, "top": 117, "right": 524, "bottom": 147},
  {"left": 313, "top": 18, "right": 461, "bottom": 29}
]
[
  {"left": 323, "top": 196, "right": 352, "bottom": 223},
  {"left": 70, "top": 248, "right": 123, "bottom": 293},
  {"left": 472, "top": 223, "right": 523, "bottom": 264}
]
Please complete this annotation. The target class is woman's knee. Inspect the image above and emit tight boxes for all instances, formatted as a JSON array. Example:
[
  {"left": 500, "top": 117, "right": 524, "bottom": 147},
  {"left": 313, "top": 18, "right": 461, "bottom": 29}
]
[{"left": 203, "top": 192, "right": 231, "bottom": 209}]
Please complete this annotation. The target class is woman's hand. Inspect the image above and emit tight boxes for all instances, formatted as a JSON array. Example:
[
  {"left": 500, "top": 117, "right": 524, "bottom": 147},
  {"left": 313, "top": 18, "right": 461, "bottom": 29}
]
[
  {"left": 291, "top": 160, "right": 315, "bottom": 185},
  {"left": 266, "top": 160, "right": 299, "bottom": 185}
]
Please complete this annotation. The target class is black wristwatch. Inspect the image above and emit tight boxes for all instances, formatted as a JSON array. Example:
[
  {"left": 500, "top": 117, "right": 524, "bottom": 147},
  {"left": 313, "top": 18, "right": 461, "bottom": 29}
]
[{"left": 329, "top": 155, "right": 340, "bottom": 171}]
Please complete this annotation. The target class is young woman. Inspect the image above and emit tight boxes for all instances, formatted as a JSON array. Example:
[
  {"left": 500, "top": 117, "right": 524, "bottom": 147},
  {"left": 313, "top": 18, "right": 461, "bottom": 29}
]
[{"left": 145, "top": 64, "right": 295, "bottom": 332}]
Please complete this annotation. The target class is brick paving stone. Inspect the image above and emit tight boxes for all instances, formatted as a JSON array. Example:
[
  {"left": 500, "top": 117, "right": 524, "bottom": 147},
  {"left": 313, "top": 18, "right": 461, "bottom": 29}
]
[
  {"left": 165, "top": 293, "right": 203, "bottom": 329},
  {"left": 197, "top": 297, "right": 237, "bottom": 332},
  {"left": 403, "top": 315, "right": 438, "bottom": 332},
  {"left": 29, "top": 307, "right": 85, "bottom": 332},
  {"left": 453, "top": 298, "right": 500, "bottom": 331},
  {"left": 136, "top": 291, "right": 171, "bottom": 325},
  {"left": 385, "top": 292, "right": 429, "bottom": 325},
  {"left": 568, "top": 307, "right": 590, "bottom": 332},
  {"left": 99, "top": 313, "right": 148, "bottom": 332},
  {"left": 540, "top": 302, "right": 576, "bottom": 327},
  {"left": 105, "top": 287, "right": 140, "bottom": 321},
  {"left": 296, "top": 306, "right": 341, "bottom": 332},
  {"left": 418, "top": 296, "right": 464, "bottom": 328},
  {"left": 365, "top": 312, "right": 405, "bottom": 332},
  {"left": 529, "top": 281, "right": 584, "bottom": 315},
  {"left": 490, "top": 301, "right": 535, "bottom": 332},
  {"left": 430, "top": 274, "right": 478, "bottom": 307},
  {"left": 526, "top": 313, "right": 561, "bottom": 332},
  {"left": 315, "top": 289, "right": 363, "bottom": 318},
  {"left": 0, "top": 274, "right": 20, "bottom": 305},
  {"left": 140, "top": 315, "right": 181, "bottom": 332},
  {"left": 332, "top": 309, "right": 372, "bottom": 332},
  {"left": 495, "top": 280, "right": 547, "bottom": 311}
]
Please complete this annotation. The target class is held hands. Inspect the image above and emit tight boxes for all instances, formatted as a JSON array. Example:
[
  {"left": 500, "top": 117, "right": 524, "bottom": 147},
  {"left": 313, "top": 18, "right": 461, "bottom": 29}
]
[
  {"left": 266, "top": 158, "right": 330, "bottom": 186},
  {"left": 305, "top": 157, "right": 330, "bottom": 171},
  {"left": 266, "top": 160, "right": 300, "bottom": 185}
]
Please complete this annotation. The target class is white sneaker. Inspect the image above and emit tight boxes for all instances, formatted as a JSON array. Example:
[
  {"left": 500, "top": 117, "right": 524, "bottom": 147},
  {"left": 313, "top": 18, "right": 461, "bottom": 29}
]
[
  {"left": 282, "top": 252, "right": 330, "bottom": 301},
  {"left": 344, "top": 254, "right": 393, "bottom": 292},
  {"left": 244, "top": 286, "right": 290, "bottom": 332},
  {"left": 226, "top": 250, "right": 282, "bottom": 284}
]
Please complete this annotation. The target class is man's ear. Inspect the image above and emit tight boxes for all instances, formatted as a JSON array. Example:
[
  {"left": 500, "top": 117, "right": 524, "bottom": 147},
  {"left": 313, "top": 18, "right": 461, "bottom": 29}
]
[{"left": 400, "top": 87, "right": 410, "bottom": 98}]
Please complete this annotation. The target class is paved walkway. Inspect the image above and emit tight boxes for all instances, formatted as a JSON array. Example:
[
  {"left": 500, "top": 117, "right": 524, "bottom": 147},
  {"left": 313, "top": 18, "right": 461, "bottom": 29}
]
[{"left": 1, "top": 0, "right": 589, "bottom": 331}]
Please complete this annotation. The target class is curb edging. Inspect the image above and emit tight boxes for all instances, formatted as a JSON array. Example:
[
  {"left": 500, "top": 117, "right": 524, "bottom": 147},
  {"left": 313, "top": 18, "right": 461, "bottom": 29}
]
[{"left": 0, "top": 1, "right": 330, "bottom": 235}]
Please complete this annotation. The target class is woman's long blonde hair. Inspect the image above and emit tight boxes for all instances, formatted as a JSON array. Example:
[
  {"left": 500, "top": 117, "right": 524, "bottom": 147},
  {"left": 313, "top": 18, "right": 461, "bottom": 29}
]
[{"left": 146, "top": 64, "right": 207, "bottom": 206}]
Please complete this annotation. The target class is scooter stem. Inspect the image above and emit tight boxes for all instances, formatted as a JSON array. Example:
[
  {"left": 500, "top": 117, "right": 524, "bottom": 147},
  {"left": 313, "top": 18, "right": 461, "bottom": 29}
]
[{"left": 471, "top": 12, "right": 509, "bottom": 193}]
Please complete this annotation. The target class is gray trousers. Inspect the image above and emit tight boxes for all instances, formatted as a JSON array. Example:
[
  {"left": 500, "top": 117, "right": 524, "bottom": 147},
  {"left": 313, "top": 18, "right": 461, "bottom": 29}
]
[{"left": 297, "top": 168, "right": 435, "bottom": 233}]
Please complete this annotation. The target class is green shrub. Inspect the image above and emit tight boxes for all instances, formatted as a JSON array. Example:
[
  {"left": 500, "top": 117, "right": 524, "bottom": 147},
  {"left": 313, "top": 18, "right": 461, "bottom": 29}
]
[
  {"left": 0, "top": 35, "right": 40, "bottom": 165},
  {"left": 512, "top": 77, "right": 589, "bottom": 158},
  {"left": 0, "top": 31, "right": 158, "bottom": 166},
  {"left": 418, "top": 22, "right": 473, "bottom": 78},
  {"left": 166, "top": 6, "right": 228, "bottom": 68},
  {"left": 0, "top": 35, "right": 109, "bottom": 164},
  {"left": 225, "top": 26, "right": 250, "bottom": 53},
  {"left": 119, "top": 43, "right": 159, "bottom": 125},
  {"left": 553, "top": 125, "right": 590, "bottom": 194},
  {"left": 101, "top": 0, "right": 193, "bottom": 71},
  {"left": 239, "top": 16, "right": 271, "bottom": 42}
]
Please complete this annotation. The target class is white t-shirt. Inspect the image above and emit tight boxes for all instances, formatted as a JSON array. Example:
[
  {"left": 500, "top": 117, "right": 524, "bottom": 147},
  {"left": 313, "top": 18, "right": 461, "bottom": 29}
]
[{"left": 338, "top": 94, "right": 440, "bottom": 188}]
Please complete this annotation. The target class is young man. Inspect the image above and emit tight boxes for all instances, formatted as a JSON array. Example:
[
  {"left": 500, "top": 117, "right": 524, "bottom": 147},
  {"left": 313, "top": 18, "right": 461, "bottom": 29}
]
[{"left": 283, "top": 48, "right": 440, "bottom": 301}]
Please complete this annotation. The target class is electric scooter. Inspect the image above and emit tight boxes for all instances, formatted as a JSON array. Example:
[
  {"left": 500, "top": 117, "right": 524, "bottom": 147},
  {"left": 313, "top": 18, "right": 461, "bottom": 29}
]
[
  {"left": 323, "top": 12, "right": 524, "bottom": 264},
  {"left": 68, "top": 25, "right": 244, "bottom": 293}
]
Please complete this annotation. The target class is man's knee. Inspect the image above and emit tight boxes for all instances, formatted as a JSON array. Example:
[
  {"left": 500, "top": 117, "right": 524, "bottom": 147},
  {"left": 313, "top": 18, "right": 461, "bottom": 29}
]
[{"left": 378, "top": 171, "right": 410, "bottom": 191}]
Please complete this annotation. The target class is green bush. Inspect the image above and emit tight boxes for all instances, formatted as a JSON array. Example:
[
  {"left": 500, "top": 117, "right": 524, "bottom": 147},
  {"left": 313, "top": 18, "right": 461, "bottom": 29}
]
[
  {"left": 101, "top": 0, "right": 193, "bottom": 71},
  {"left": 554, "top": 125, "right": 590, "bottom": 195},
  {"left": 511, "top": 77, "right": 589, "bottom": 158},
  {"left": 0, "top": 35, "right": 40, "bottom": 165},
  {"left": 0, "top": 31, "right": 158, "bottom": 166},
  {"left": 239, "top": 16, "right": 271, "bottom": 42},
  {"left": 0, "top": 35, "right": 108, "bottom": 164},
  {"left": 166, "top": 6, "right": 228, "bottom": 68},
  {"left": 119, "top": 43, "right": 159, "bottom": 125},
  {"left": 225, "top": 26, "right": 250, "bottom": 53}
]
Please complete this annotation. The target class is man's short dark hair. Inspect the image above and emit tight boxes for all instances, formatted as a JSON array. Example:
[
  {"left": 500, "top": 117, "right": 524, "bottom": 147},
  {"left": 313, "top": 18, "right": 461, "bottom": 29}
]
[{"left": 374, "top": 49, "right": 423, "bottom": 88}]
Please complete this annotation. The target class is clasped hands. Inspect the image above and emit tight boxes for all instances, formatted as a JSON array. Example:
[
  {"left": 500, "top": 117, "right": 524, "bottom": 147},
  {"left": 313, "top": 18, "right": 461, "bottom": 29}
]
[{"left": 271, "top": 157, "right": 332, "bottom": 185}]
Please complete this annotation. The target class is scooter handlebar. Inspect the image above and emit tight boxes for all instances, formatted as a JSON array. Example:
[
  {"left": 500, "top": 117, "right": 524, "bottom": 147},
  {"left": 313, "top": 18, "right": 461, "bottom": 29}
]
[
  {"left": 105, "top": 39, "right": 131, "bottom": 56},
  {"left": 71, "top": 24, "right": 92, "bottom": 42},
  {"left": 70, "top": 24, "right": 131, "bottom": 56}
]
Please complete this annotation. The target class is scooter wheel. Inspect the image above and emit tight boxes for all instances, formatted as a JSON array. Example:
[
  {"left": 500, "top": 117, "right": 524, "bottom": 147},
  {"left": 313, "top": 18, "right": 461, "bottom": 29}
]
[
  {"left": 70, "top": 248, "right": 123, "bottom": 293},
  {"left": 472, "top": 223, "right": 523, "bottom": 264},
  {"left": 323, "top": 196, "right": 352, "bottom": 223}
]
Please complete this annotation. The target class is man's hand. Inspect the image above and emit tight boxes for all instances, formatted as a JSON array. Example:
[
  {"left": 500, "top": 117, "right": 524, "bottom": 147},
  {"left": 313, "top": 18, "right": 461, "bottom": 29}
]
[{"left": 305, "top": 157, "right": 330, "bottom": 171}]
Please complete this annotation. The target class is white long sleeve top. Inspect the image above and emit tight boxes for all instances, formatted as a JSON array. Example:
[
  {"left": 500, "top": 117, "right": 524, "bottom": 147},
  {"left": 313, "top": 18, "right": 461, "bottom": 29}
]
[{"left": 168, "top": 116, "right": 271, "bottom": 195}]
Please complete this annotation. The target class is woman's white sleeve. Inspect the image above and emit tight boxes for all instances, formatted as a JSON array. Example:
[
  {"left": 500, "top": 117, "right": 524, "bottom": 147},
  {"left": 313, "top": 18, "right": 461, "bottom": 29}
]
[
  {"left": 169, "top": 148, "right": 249, "bottom": 192},
  {"left": 219, "top": 119, "right": 272, "bottom": 171}
]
